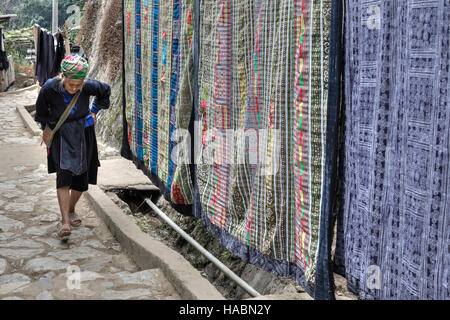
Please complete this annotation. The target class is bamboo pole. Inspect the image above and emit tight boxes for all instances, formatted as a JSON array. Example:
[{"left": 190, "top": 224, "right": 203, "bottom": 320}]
[{"left": 33, "top": 24, "right": 41, "bottom": 91}]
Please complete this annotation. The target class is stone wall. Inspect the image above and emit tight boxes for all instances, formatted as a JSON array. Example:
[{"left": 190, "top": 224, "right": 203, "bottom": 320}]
[{"left": 77, "top": 0, "right": 123, "bottom": 151}]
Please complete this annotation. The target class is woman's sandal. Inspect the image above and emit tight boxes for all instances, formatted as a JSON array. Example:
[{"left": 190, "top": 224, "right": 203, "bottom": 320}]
[
  {"left": 58, "top": 223, "right": 71, "bottom": 239},
  {"left": 69, "top": 212, "right": 82, "bottom": 227}
]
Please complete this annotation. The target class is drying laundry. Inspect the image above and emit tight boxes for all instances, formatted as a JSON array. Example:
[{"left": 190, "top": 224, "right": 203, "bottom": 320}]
[
  {"left": 0, "top": 28, "right": 9, "bottom": 71},
  {"left": 51, "top": 32, "right": 66, "bottom": 78},
  {"left": 35, "top": 26, "right": 58, "bottom": 86}
]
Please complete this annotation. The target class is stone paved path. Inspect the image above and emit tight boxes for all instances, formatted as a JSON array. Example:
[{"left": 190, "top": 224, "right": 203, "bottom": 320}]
[{"left": 0, "top": 89, "right": 180, "bottom": 300}]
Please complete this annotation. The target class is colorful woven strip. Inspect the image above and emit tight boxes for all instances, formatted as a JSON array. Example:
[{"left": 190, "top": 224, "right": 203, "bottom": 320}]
[
  {"left": 123, "top": 0, "right": 195, "bottom": 208},
  {"left": 194, "top": 0, "right": 336, "bottom": 298},
  {"left": 123, "top": 0, "right": 340, "bottom": 298}
]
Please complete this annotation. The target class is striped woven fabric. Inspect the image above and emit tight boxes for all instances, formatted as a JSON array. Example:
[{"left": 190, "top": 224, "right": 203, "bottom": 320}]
[
  {"left": 334, "top": 0, "right": 450, "bottom": 299},
  {"left": 193, "top": 0, "right": 341, "bottom": 298},
  {"left": 122, "top": 0, "right": 342, "bottom": 298},
  {"left": 123, "top": 0, "right": 195, "bottom": 211}
]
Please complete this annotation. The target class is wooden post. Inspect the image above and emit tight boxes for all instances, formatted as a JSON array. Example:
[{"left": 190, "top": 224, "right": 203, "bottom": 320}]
[
  {"left": 33, "top": 24, "right": 41, "bottom": 91},
  {"left": 33, "top": 24, "right": 38, "bottom": 69}
]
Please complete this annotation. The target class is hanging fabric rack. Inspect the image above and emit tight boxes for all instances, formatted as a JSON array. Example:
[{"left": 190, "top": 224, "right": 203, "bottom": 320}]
[{"left": 33, "top": 22, "right": 71, "bottom": 90}]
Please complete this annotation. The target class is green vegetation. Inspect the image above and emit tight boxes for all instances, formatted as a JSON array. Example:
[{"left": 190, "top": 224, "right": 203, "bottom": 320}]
[
  {"left": 2, "top": 0, "right": 87, "bottom": 31},
  {"left": 1, "top": 1, "right": 88, "bottom": 73},
  {"left": 3, "top": 28, "right": 33, "bottom": 69}
]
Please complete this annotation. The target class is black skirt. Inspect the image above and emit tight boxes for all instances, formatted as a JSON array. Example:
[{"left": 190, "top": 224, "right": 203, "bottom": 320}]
[
  {"left": 48, "top": 125, "right": 100, "bottom": 186},
  {"left": 85, "top": 125, "right": 100, "bottom": 185}
]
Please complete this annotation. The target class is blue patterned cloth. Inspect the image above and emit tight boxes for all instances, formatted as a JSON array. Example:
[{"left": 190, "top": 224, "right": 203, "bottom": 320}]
[{"left": 334, "top": 0, "right": 450, "bottom": 300}]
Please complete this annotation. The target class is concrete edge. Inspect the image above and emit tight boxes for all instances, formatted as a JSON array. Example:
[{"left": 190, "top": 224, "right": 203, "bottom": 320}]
[
  {"left": 24, "top": 104, "right": 36, "bottom": 113},
  {"left": 0, "top": 84, "right": 37, "bottom": 96},
  {"left": 98, "top": 183, "right": 160, "bottom": 191},
  {"left": 245, "top": 293, "right": 313, "bottom": 300},
  {"left": 16, "top": 105, "right": 41, "bottom": 137},
  {"left": 85, "top": 185, "right": 225, "bottom": 300}
]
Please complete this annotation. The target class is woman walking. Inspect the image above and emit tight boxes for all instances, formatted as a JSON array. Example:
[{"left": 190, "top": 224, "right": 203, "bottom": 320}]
[{"left": 35, "top": 55, "right": 111, "bottom": 239}]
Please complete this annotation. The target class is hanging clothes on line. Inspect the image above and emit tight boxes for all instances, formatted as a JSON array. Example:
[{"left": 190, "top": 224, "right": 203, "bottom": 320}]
[
  {"left": 51, "top": 32, "right": 66, "bottom": 78},
  {"left": 35, "top": 25, "right": 55, "bottom": 85},
  {"left": 34, "top": 25, "right": 66, "bottom": 86},
  {"left": 0, "top": 28, "right": 9, "bottom": 71}
]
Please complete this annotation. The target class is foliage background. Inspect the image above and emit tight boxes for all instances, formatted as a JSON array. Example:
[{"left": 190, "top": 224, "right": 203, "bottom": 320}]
[
  {"left": 1, "top": 0, "right": 88, "bottom": 70},
  {"left": 1, "top": 0, "right": 87, "bottom": 30}
]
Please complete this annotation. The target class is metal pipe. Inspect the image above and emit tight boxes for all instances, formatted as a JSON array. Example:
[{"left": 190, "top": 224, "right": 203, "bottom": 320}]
[{"left": 144, "top": 198, "right": 261, "bottom": 298}]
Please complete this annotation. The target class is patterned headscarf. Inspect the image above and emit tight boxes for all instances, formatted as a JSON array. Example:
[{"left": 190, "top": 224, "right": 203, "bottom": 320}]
[{"left": 60, "top": 55, "right": 89, "bottom": 79}]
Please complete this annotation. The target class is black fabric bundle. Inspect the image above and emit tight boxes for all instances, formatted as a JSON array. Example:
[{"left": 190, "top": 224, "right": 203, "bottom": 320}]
[
  {"left": 51, "top": 32, "right": 66, "bottom": 78},
  {"left": 0, "top": 29, "right": 9, "bottom": 71},
  {"left": 35, "top": 26, "right": 66, "bottom": 86}
]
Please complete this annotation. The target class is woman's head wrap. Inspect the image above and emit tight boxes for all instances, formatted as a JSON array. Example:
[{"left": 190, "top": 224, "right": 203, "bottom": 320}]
[{"left": 60, "top": 55, "right": 89, "bottom": 79}]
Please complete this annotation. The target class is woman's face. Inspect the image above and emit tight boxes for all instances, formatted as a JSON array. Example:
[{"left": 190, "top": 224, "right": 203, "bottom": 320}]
[{"left": 63, "top": 78, "right": 84, "bottom": 94}]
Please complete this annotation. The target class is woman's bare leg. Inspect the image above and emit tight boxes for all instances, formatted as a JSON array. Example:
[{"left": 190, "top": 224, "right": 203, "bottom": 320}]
[
  {"left": 69, "top": 190, "right": 83, "bottom": 213},
  {"left": 57, "top": 186, "right": 71, "bottom": 225}
]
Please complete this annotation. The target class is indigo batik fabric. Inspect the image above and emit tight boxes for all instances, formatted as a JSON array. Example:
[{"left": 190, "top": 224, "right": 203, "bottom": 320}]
[
  {"left": 122, "top": 0, "right": 195, "bottom": 213},
  {"left": 193, "top": 0, "right": 341, "bottom": 299},
  {"left": 334, "top": 0, "right": 450, "bottom": 299}
]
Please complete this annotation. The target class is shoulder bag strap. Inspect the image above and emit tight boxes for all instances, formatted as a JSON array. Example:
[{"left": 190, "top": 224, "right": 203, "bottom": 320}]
[{"left": 52, "top": 90, "right": 81, "bottom": 134}]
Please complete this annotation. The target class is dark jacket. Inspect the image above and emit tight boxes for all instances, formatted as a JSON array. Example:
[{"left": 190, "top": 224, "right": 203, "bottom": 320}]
[
  {"left": 0, "top": 29, "right": 9, "bottom": 71},
  {"left": 51, "top": 33, "right": 66, "bottom": 79},
  {"left": 35, "top": 28, "right": 55, "bottom": 86},
  {"left": 35, "top": 76, "right": 111, "bottom": 128},
  {"left": 35, "top": 76, "right": 111, "bottom": 175}
]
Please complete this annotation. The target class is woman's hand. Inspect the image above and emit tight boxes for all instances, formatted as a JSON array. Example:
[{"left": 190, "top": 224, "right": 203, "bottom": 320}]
[
  {"left": 42, "top": 128, "right": 51, "bottom": 143},
  {"left": 91, "top": 113, "right": 97, "bottom": 126}
]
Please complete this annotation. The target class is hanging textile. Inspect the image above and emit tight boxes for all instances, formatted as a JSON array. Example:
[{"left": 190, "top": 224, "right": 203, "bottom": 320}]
[
  {"left": 334, "top": 0, "right": 450, "bottom": 299},
  {"left": 192, "top": 0, "right": 342, "bottom": 299},
  {"left": 122, "top": 0, "right": 343, "bottom": 298},
  {"left": 122, "top": 0, "right": 196, "bottom": 215},
  {"left": 35, "top": 26, "right": 57, "bottom": 86},
  {"left": 0, "top": 29, "right": 9, "bottom": 71},
  {"left": 51, "top": 32, "right": 66, "bottom": 78},
  {"left": 34, "top": 25, "right": 41, "bottom": 78},
  {"left": 1, "top": 55, "right": 15, "bottom": 92}
]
